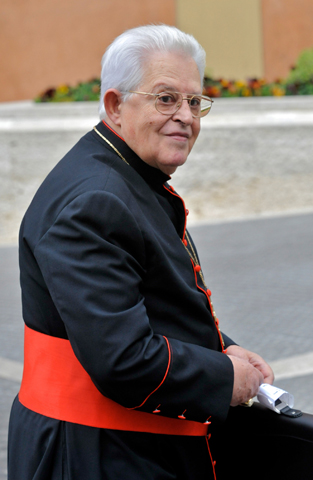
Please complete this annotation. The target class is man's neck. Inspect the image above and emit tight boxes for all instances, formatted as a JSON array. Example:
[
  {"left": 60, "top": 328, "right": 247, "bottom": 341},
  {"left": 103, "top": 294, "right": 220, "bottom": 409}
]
[{"left": 104, "top": 117, "right": 123, "bottom": 139}]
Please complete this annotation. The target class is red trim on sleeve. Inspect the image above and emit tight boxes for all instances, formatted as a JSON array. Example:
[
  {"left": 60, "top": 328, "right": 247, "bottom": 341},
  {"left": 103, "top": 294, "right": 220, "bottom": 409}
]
[{"left": 127, "top": 336, "right": 172, "bottom": 410}]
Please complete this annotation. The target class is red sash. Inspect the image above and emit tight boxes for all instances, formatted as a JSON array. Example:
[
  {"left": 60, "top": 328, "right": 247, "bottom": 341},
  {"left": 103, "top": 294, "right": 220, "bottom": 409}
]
[{"left": 19, "top": 325, "right": 209, "bottom": 436}]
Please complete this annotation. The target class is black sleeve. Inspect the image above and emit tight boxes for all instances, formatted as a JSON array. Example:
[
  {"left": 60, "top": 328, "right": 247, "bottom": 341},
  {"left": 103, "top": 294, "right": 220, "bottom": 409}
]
[{"left": 221, "top": 333, "right": 237, "bottom": 348}]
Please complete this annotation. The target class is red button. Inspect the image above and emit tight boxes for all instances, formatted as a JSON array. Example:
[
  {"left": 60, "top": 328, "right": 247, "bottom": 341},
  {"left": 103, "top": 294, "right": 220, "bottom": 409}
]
[
  {"left": 153, "top": 404, "right": 161, "bottom": 413},
  {"left": 178, "top": 409, "right": 186, "bottom": 419},
  {"left": 206, "top": 289, "right": 212, "bottom": 296},
  {"left": 194, "top": 265, "right": 201, "bottom": 272},
  {"left": 186, "top": 209, "right": 189, "bottom": 216},
  {"left": 183, "top": 239, "right": 188, "bottom": 246}
]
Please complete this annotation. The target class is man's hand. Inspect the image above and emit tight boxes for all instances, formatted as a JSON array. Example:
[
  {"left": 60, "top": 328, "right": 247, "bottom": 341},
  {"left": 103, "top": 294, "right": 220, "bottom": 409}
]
[{"left": 227, "top": 345, "right": 274, "bottom": 406}]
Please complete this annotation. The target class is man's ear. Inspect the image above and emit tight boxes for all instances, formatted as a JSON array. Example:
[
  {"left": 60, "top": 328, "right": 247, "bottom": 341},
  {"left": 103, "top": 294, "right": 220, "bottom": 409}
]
[{"left": 104, "top": 89, "right": 123, "bottom": 126}]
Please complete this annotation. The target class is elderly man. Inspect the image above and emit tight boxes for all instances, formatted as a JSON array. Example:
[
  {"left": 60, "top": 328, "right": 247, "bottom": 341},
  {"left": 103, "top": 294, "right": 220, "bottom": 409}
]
[{"left": 8, "top": 25, "right": 273, "bottom": 479}]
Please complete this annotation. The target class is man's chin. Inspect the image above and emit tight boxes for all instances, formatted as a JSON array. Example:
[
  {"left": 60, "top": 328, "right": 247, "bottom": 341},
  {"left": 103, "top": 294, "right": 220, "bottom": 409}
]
[{"left": 159, "top": 160, "right": 187, "bottom": 176}]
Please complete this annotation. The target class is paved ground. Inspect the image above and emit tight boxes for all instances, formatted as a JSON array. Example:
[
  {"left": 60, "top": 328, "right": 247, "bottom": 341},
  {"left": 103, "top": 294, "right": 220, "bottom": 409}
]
[{"left": 1, "top": 211, "right": 313, "bottom": 479}]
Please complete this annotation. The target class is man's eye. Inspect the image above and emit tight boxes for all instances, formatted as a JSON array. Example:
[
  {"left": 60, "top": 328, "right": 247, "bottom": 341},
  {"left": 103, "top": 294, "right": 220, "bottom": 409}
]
[
  {"left": 190, "top": 97, "right": 201, "bottom": 107},
  {"left": 158, "top": 94, "right": 176, "bottom": 104}
]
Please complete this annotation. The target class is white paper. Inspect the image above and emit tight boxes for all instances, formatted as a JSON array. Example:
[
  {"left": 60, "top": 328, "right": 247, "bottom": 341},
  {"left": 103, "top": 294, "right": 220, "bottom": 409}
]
[{"left": 257, "top": 383, "right": 294, "bottom": 413}]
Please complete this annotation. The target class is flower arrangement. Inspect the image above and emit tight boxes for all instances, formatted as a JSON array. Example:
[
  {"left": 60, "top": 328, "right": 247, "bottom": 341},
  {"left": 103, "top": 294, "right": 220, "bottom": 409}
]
[
  {"left": 35, "top": 75, "right": 313, "bottom": 102},
  {"left": 35, "top": 78, "right": 101, "bottom": 103},
  {"left": 35, "top": 47, "right": 313, "bottom": 102},
  {"left": 202, "top": 77, "right": 287, "bottom": 98}
]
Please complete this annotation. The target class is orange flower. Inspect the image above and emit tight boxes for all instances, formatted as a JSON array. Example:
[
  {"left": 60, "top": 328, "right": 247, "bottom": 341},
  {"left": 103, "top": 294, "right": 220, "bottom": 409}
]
[
  {"left": 220, "top": 78, "right": 229, "bottom": 88},
  {"left": 227, "top": 84, "right": 237, "bottom": 94},
  {"left": 271, "top": 86, "right": 285, "bottom": 96},
  {"left": 235, "top": 80, "right": 246, "bottom": 88},
  {"left": 56, "top": 84, "right": 69, "bottom": 94},
  {"left": 208, "top": 86, "right": 221, "bottom": 98},
  {"left": 242, "top": 87, "right": 252, "bottom": 96},
  {"left": 250, "top": 80, "right": 261, "bottom": 90}
]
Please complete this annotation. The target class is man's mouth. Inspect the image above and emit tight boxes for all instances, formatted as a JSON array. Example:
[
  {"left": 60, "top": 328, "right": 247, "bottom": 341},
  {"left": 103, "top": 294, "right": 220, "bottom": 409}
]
[{"left": 167, "top": 132, "right": 190, "bottom": 140}]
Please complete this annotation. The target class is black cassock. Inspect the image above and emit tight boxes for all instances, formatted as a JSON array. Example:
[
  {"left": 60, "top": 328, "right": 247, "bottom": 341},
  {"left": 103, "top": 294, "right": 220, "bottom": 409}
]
[{"left": 8, "top": 121, "right": 235, "bottom": 479}]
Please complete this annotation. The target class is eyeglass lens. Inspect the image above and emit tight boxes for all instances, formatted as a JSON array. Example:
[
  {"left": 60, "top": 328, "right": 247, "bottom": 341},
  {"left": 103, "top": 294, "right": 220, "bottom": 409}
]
[{"left": 155, "top": 92, "right": 212, "bottom": 117}]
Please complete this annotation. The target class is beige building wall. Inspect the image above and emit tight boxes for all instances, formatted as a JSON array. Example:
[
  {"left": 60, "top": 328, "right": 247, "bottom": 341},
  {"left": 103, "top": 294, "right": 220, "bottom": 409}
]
[
  {"left": 2, "top": 0, "right": 313, "bottom": 102},
  {"left": 176, "top": 0, "right": 264, "bottom": 79},
  {"left": 262, "top": 0, "right": 313, "bottom": 81},
  {"left": 0, "top": 0, "right": 175, "bottom": 102}
]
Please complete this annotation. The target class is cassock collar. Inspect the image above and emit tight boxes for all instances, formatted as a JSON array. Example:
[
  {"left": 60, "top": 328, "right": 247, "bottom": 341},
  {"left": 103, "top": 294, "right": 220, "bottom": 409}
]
[{"left": 95, "top": 121, "right": 171, "bottom": 189}]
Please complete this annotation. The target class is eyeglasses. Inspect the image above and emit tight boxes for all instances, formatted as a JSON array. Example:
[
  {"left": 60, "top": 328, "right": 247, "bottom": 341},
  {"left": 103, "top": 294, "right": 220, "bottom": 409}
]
[{"left": 124, "top": 91, "right": 213, "bottom": 118}]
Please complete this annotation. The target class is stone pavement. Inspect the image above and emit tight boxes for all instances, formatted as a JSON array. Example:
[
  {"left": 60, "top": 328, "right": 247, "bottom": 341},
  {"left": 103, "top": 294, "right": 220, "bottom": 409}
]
[{"left": 1, "top": 211, "right": 313, "bottom": 479}]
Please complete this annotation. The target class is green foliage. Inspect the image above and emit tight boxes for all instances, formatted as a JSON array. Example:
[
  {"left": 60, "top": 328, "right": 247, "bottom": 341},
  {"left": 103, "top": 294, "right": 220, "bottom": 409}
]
[
  {"left": 286, "top": 47, "right": 313, "bottom": 84},
  {"left": 35, "top": 78, "right": 100, "bottom": 103}
]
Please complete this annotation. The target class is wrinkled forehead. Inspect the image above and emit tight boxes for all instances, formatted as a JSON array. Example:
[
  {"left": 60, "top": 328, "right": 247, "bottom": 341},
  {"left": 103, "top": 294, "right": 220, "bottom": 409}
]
[{"left": 139, "top": 50, "right": 202, "bottom": 93}]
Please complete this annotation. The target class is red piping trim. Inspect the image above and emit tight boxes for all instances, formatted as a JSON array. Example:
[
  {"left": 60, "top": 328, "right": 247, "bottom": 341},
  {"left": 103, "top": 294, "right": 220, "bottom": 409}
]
[
  {"left": 162, "top": 184, "right": 226, "bottom": 353},
  {"left": 191, "top": 258, "right": 226, "bottom": 353},
  {"left": 206, "top": 436, "right": 217, "bottom": 480},
  {"left": 102, "top": 120, "right": 125, "bottom": 142},
  {"left": 127, "top": 336, "right": 171, "bottom": 410},
  {"left": 163, "top": 184, "right": 187, "bottom": 241}
]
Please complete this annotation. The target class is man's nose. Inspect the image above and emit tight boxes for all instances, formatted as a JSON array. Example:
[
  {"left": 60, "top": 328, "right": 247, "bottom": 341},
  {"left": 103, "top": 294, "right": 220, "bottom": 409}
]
[{"left": 172, "top": 99, "right": 194, "bottom": 124}]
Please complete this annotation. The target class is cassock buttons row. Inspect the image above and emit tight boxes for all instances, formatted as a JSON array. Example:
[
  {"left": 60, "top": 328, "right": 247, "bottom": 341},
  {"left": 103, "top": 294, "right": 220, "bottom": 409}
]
[{"left": 153, "top": 406, "right": 212, "bottom": 425}]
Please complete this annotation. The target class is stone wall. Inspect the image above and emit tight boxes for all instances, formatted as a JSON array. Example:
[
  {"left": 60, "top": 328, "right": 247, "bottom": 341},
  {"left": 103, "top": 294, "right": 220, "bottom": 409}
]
[{"left": 1, "top": 97, "right": 313, "bottom": 244}]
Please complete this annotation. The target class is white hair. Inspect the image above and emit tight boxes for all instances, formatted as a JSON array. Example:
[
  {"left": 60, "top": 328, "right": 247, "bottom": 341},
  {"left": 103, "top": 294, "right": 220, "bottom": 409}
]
[{"left": 99, "top": 24, "right": 206, "bottom": 119}]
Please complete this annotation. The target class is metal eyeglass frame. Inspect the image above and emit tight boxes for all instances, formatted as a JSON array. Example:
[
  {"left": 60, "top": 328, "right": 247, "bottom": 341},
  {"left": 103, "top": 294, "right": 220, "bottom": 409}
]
[{"left": 123, "top": 90, "right": 213, "bottom": 118}]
